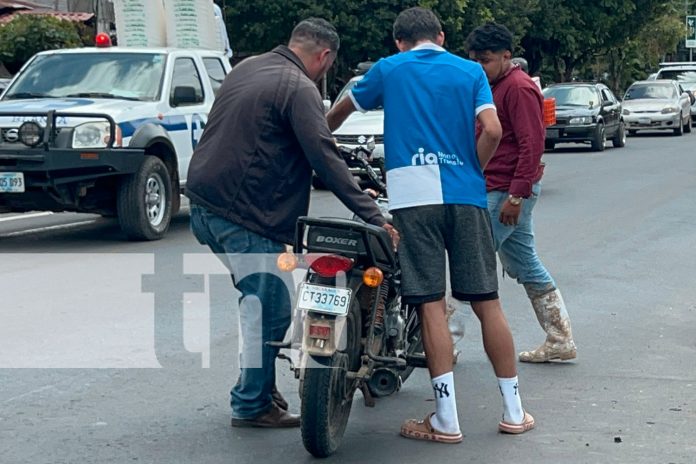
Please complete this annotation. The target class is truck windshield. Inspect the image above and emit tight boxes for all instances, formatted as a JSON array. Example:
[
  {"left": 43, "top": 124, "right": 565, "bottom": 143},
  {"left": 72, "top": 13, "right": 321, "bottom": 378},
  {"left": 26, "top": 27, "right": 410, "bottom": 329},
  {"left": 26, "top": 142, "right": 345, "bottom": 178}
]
[{"left": 3, "top": 52, "right": 166, "bottom": 101}]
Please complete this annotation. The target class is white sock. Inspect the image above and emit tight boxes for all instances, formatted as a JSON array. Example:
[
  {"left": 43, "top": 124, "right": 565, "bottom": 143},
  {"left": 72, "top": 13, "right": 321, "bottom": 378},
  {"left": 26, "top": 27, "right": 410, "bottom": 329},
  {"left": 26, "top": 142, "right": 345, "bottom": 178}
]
[
  {"left": 498, "top": 376, "right": 524, "bottom": 424},
  {"left": 429, "top": 372, "right": 460, "bottom": 434}
]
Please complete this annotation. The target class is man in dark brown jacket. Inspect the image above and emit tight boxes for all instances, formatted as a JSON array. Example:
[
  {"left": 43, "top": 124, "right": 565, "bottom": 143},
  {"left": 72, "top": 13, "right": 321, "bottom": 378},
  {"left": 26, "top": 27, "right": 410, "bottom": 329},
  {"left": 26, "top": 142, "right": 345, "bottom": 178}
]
[{"left": 186, "top": 18, "right": 397, "bottom": 428}]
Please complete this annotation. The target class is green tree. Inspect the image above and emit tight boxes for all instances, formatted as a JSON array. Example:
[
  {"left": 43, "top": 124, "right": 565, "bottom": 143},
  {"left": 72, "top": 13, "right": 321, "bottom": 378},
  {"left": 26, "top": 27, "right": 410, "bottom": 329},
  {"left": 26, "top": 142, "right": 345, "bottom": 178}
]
[
  {"left": 452, "top": 0, "right": 540, "bottom": 54},
  {"left": 521, "top": 0, "right": 675, "bottom": 82},
  {"left": 0, "top": 15, "right": 82, "bottom": 74},
  {"left": 226, "top": 0, "right": 472, "bottom": 96},
  {"left": 223, "top": 0, "right": 687, "bottom": 93},
  {"left": 601, "top": 5, "right": 685, "bottom": 93}
]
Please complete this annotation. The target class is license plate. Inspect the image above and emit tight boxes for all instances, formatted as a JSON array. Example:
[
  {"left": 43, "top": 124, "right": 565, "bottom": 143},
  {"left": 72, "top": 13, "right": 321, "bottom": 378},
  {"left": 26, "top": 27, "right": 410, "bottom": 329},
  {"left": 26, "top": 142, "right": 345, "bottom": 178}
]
[
  {"left": 298, "top": 283, "right": 352, "bottom": 316},
  {"left": 546, "top": 129, "right": 559, "bottom": 138},
  {"left": 638, "top": 118, "right": 651, "bottom": 125},
  {"left": 0, "top": 172, "right": 24, "bottom": 193}
]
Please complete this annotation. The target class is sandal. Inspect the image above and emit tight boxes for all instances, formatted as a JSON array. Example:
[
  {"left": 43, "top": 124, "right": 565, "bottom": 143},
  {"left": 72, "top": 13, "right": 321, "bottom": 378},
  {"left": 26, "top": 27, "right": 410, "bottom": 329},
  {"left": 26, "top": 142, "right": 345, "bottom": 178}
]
[
  {"left": 498, "top": 411, "right": 535, "bottom": 434},
  {"left": 400, "top": 413, "right": 463, "bottom": 444}
]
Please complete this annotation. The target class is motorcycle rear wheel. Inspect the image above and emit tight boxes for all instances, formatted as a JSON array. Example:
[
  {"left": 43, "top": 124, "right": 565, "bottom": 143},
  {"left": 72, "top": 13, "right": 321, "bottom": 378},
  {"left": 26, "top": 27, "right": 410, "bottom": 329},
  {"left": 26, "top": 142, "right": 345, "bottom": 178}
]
[{"left": 300, "top": 299, "right": 361, "bottom": 458}]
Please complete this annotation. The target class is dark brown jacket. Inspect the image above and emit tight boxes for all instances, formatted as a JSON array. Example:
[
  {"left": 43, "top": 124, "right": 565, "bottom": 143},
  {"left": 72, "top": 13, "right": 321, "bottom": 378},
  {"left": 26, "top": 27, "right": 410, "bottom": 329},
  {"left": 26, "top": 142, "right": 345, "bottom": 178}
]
[{"left": 185, "top": 46, "right": 385, "bottom": 244}]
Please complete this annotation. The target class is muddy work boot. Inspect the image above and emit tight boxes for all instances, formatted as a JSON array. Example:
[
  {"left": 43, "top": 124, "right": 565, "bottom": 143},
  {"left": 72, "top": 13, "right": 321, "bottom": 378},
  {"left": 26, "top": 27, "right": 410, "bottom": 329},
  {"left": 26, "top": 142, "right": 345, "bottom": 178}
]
[{"left": 519, "top": 288, "right": 577, "bottom": 363}]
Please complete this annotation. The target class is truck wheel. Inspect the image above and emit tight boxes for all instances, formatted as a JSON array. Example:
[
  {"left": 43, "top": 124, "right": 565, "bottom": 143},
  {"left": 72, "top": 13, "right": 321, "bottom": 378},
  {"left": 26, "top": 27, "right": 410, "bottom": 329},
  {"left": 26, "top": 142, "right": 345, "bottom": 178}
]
[
  {"left": 117, "top": 156, "right": 173, "bottom": 241},
  {"left": 544, "top": 140, "right": 555, "bottom": 151}
]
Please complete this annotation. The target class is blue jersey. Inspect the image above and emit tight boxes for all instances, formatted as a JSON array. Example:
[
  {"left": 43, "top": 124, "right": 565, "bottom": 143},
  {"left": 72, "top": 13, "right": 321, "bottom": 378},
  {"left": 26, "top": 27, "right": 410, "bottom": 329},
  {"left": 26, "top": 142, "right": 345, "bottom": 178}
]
[{"left": 349, "top": 44, "right": 494, "bottom": 210}]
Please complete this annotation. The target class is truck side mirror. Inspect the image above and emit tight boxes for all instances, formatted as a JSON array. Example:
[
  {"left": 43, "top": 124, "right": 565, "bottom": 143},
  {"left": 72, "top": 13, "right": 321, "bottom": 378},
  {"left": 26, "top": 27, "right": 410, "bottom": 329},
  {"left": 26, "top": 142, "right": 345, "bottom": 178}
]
[{"left": 171, "top": 86, "right": 199, "bottom": 107}]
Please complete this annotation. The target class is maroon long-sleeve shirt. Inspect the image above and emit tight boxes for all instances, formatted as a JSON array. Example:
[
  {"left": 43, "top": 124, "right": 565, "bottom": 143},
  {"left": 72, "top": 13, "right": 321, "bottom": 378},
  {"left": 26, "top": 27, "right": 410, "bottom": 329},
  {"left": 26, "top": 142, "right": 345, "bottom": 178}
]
[{"left": 478, "top": 66, "right": 545, "bottom": 198}]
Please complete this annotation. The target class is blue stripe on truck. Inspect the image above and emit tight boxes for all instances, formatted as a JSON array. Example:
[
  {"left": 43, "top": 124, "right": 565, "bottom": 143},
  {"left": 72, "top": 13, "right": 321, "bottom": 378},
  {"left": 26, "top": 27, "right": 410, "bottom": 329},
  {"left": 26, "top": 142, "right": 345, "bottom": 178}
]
[{"left": 119, "top": 115, "right": 188, "bottom": 138}]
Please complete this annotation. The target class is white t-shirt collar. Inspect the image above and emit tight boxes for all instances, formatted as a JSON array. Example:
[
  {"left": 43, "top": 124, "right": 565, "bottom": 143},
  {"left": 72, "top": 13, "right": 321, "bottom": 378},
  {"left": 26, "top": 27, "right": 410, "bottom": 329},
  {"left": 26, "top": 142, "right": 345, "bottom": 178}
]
[{"left": 410, "top": 42, "right": 446, "bottom": 52}]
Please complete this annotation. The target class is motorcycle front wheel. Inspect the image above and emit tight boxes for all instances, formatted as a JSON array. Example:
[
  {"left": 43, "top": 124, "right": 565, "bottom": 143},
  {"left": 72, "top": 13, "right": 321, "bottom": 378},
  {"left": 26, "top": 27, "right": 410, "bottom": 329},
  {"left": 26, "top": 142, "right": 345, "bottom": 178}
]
[{"left": 300, "top": 299, "right": 361, "bottom": 458}]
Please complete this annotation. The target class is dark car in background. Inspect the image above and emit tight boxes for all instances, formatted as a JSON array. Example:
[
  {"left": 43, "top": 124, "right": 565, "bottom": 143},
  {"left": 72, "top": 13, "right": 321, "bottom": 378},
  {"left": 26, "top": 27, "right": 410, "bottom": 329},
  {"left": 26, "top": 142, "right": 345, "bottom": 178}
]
[{"left": 543, "top": 82, "right": 626, "bottom": 152}]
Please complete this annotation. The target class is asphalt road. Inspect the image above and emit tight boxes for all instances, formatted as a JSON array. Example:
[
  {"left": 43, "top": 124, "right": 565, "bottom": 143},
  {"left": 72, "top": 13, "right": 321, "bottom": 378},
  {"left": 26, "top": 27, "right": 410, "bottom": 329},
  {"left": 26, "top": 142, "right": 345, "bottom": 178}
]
[{"left": 1, "top": 133, "right": 695, "bottom": 463}]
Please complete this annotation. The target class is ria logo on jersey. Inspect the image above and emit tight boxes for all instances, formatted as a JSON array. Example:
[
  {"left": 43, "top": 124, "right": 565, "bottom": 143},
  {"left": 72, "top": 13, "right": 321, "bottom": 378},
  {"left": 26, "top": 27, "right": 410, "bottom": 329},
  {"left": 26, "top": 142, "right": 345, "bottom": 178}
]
[{"left": 411, "top": 148, "right": 465, "bottom": 166}]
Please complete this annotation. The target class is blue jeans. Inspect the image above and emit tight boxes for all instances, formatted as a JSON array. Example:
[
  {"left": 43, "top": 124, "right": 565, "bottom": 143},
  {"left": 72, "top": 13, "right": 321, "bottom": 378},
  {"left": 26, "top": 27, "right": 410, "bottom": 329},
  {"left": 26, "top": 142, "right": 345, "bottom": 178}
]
[
  {"left": 189, "top": 204, "right": 294, "bottom": 419},
  {"left": 487, "top": 183, "right": 556, "bottom": 296}
]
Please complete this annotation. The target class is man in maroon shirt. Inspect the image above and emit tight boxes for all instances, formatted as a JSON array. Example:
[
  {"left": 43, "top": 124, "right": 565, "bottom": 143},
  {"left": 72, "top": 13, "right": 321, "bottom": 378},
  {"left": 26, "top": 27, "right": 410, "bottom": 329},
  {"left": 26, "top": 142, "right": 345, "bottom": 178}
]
[{"left": 467, "top": 23, "right": 577, "bottom": 363}]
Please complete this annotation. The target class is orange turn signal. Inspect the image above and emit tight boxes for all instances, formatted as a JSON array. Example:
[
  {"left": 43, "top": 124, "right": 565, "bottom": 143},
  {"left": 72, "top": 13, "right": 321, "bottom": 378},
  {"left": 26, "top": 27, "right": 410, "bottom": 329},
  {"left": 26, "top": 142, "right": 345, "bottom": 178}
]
[
  {"left": 277, "top": 252, "right": 298, "bottom": 272},
  {"left": 363, "top": 267, "right": 383, "bottom": 288}
]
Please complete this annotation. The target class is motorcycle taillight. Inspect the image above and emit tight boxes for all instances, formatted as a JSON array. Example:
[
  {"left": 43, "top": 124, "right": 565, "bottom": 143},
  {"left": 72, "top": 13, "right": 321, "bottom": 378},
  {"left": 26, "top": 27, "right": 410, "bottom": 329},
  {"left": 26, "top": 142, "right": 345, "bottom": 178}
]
[
  {"left": 305, "top": 254, "right": 354, "bottom": 278},
  {"left": 309, "top": 324, "right": 331, "bottom": 339}
]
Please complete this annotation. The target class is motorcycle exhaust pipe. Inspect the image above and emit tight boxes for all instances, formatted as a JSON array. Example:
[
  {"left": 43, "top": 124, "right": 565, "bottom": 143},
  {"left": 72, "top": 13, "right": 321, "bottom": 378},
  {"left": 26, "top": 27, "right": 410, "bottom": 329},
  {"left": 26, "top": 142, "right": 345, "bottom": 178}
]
[{"left": 367, "top": 368, "right": 401, "bottom": 397}]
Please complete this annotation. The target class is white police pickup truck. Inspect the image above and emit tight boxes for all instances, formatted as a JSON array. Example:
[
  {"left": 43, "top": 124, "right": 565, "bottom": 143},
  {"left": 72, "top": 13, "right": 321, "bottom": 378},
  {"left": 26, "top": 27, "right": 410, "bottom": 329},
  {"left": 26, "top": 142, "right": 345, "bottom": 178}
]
[{"left": 0, "top": 44, "right": 230, "bottom": 240}]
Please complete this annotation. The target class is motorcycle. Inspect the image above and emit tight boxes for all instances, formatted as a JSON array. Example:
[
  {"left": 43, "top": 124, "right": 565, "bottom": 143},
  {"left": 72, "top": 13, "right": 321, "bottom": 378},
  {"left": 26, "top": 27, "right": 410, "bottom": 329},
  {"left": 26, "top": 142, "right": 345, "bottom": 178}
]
[{"left": 275, "top": 142, "right": 425, "bottom": 457}]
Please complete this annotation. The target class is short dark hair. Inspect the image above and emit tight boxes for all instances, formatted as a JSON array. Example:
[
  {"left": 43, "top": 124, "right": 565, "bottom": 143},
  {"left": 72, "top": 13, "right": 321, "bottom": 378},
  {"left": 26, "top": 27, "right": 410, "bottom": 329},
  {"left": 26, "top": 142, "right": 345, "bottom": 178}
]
[
  {"left": 393, "top": 7, "right": 442, "bottom": 44},
  {"left": 466, "top": 23, "right": 513, "bottom": 53},
  {"left": 290, "top": 18, "right": 340, "bottom": 52},
  {"left": 511, "top": 57, "right": 529, "bottom": 73}
]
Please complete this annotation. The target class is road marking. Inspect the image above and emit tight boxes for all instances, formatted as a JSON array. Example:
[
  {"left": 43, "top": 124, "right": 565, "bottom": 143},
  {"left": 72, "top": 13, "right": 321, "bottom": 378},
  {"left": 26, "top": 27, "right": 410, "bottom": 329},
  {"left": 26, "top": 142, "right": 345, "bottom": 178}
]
[
  {"left": 0, "top": 219, "right": 98, "bottom": 238},
  {"left": 0, "top": 212, "right": 53, "bottom": 223},
  {"left": 2, "top": 385, "right": 57, "bottom": 404}
]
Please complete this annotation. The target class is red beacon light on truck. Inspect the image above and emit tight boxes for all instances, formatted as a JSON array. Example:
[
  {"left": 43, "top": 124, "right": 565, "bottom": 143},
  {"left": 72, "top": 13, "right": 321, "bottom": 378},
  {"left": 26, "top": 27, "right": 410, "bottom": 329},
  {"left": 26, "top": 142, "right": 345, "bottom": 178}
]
[{"left": 95, "top": 33, "right": 112, "bottom": 48}]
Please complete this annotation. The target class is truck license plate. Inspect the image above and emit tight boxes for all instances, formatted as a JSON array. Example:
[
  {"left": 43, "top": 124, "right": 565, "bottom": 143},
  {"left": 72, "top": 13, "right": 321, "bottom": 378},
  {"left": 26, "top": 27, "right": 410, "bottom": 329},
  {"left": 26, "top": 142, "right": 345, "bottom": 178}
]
[
  {"left": 0, "top": 172, "right": 24, "bottom": 193},
  {"left": 298, "top": 283, "right": 352, "bottom": 316},
  {"left": 546, "top": 129, "right": 559, "bottom": 138}
]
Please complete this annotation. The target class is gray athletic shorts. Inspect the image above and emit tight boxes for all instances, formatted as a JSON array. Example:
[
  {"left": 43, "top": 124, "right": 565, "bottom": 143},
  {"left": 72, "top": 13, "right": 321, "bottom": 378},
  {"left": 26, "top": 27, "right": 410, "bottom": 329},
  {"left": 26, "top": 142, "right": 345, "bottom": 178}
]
[{"left": 392, "top": 204, "right": 499, "bottom": 305}]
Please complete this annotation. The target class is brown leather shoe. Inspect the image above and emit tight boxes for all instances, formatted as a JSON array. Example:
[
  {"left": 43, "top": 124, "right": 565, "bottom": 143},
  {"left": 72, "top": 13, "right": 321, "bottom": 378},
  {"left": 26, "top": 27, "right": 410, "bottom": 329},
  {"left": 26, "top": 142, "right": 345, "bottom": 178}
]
[
  {"left": 271, "top": 386, "right": 289, "bottom": 411},
  {"left": 230, "top": 403, "right": 300, "bottom": 428}
]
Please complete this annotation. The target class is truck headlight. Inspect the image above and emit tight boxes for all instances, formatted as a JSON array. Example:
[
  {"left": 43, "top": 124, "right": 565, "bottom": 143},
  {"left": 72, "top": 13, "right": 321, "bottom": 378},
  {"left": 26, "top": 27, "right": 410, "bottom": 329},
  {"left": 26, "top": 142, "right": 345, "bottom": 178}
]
[
  {"left": 661, "top": 106, "right": 679, "bottom": 114},
  {"left": 569, "top": 116, "right": 592, "bottom": 124},
  {"left": 18, "top": 121, "right": 44, "bottom": 147},
  {"left": 72, "top": 122, "right": 122, "bottom": 148},
  {"left": 622, "top": 109, "right": 631, "bottom": 115}
]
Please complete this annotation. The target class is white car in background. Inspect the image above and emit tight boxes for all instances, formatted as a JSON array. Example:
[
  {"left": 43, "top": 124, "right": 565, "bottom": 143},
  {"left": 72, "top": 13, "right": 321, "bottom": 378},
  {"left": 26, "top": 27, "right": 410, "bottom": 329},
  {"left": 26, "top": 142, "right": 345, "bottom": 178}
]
[
  {"left": 655, "top": 63, "right": 696, "bottom": 125},
  {"left": 314, "top": 75, "right": 385, "bottom": 189}
]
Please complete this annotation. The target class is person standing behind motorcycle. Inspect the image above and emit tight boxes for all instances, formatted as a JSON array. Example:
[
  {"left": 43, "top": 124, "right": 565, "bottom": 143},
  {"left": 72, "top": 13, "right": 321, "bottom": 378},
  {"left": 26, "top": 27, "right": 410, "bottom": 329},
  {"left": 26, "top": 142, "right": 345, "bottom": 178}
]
[
  {"left": 186, "top": 18, "right": 398, "bottom": 429},
  {"left": 466, "top": 23, "right": 577, "bottom": 363},
  {"left": 328, "top": 7, "right": 535, "bottom": 442}
]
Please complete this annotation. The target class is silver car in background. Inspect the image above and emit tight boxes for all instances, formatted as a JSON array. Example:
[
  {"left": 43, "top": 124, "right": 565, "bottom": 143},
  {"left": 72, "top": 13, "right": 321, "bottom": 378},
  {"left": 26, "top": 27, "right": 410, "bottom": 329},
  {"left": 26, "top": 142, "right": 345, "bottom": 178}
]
[{"left": 622, "top": 80, "right": 692, "bottom": 136}]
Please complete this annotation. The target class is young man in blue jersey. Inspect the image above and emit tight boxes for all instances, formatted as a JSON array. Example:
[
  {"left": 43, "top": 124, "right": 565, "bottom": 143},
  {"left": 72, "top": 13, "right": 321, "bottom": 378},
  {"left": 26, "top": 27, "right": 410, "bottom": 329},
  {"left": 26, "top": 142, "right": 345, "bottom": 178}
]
[{"left": 327, "top": 7, "right": 535, "bottom": 442}]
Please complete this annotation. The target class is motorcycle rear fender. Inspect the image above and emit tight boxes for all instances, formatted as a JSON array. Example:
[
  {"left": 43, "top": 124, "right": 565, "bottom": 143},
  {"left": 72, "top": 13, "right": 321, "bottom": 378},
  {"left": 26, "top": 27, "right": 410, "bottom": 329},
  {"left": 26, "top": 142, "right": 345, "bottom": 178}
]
[{"left": 301, "top": 311, "right": 349, "bottom": 357}]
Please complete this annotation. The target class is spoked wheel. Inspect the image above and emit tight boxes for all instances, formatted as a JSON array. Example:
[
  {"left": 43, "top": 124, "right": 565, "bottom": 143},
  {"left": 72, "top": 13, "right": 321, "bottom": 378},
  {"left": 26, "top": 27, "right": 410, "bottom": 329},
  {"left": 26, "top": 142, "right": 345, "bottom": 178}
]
[{"left": 300, "top": 299, "right": 361, "bottom": 458}]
